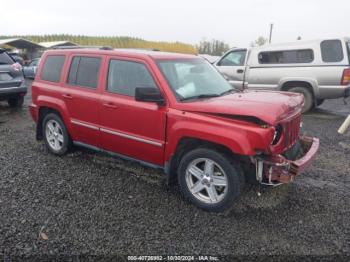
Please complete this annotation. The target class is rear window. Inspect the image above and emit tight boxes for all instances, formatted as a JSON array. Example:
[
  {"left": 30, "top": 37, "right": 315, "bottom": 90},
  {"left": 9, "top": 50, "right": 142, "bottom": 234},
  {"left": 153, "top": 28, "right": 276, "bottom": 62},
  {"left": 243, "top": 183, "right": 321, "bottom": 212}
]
[
  {"left": 258, "top": 49, "right": 314, "bottom": 64},
  {"left": 67, "top": 56, "right": 101, "bottom": 88},
  {"left": 40, "top": 55, "right": 65, "bottom": 83},
  {"left": 0, "top": 51, "right": 14, "bottom": 65},
  {"left": 347, "top": 42, "right": 350, "bottom": 64},
  {"left": 320, "top": 40, "right": 344, "bottom": 62}
]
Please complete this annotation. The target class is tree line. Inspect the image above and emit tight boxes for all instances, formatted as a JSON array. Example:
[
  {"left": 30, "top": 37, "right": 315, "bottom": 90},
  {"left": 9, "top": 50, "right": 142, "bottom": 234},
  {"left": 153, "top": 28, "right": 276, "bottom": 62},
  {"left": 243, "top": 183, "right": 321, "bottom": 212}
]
[
  {"left": 1, "top": 34, "right": 271, "bottom": 55},
  {"left": 0, "top": 34, "right": 197, "bottom": 54}
]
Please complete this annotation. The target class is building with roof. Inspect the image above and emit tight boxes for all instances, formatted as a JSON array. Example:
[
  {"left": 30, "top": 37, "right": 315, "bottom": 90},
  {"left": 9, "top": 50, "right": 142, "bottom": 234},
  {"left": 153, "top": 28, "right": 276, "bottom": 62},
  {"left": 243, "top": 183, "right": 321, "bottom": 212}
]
[
  {"left": 0, "top": 38, "right": 44, "bottom": 60},
  {"left": 38, "top": 41, "right": 77, "bottom": 49}
]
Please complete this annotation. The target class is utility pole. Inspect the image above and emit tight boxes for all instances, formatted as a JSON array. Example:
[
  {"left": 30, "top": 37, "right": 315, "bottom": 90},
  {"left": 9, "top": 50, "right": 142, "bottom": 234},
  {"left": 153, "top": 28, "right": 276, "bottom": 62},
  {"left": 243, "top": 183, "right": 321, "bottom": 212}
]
[{"left": 269, "top": 23, "right": 274, "bottom": 44}]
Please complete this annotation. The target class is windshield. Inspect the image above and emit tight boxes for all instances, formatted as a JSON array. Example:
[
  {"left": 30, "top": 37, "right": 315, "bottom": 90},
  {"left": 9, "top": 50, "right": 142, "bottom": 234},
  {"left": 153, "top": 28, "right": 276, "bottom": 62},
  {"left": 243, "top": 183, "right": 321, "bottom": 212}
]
[{"left": 157, "top": 58, "right": 233, "bottom": 101}]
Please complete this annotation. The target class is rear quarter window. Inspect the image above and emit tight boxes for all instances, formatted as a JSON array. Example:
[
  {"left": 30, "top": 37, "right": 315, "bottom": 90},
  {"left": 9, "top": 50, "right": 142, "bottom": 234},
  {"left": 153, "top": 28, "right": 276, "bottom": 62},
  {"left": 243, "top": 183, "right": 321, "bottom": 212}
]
[
  {"left": 320, "top": 40, "right": 344, "bottom": 62},
  {"left": 40, "top": 55, "right": 66, "bottom": 83}
]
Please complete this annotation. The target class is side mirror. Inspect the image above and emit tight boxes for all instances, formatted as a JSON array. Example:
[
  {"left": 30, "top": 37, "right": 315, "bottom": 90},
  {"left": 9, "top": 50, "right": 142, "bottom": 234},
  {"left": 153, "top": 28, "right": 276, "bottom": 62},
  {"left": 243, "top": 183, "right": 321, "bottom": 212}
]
[{"left": 135, "top": 87, "right": 165, "bottom": 106}]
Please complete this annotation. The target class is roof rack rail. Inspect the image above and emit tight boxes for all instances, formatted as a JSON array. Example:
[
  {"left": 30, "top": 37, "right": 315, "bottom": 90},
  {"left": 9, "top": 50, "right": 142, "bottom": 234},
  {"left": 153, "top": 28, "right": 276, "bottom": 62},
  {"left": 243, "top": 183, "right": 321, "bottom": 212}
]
[
  {"left": 52, "top": 45, "right": 113, "bottom": 50},
  {"left": 116, "top": 48, "right": 161, "bottom": 52}
]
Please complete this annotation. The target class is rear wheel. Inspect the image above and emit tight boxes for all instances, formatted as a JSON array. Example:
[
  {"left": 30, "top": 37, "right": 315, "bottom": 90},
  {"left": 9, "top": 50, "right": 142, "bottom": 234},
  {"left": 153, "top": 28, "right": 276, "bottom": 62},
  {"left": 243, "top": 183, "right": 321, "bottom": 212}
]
[
  {"left": 177, "top": 148, "right": 244, "bottom": 212},
  {"left": 288, "top": 87, "right": 313, "bottom": 113},
  {"left": 7, "top": 96, "right": 24, "bottom": 108},
  {"left": 42, "top": 113, "right": 71, "bottom": 155}
]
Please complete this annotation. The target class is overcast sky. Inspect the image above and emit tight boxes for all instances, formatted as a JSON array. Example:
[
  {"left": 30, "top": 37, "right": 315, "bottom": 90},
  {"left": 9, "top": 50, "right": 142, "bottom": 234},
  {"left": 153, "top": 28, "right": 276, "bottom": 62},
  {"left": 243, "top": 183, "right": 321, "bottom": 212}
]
[{"left": 1, "top": 0, "right": 349, "bottom": 47}]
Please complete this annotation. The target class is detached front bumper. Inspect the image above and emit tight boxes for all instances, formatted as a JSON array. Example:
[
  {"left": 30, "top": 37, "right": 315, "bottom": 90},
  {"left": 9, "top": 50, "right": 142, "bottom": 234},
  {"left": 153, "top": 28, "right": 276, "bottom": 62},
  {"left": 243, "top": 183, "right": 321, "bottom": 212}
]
[{"left": 256, "top": 136, "right": 319, "bottom": 185}]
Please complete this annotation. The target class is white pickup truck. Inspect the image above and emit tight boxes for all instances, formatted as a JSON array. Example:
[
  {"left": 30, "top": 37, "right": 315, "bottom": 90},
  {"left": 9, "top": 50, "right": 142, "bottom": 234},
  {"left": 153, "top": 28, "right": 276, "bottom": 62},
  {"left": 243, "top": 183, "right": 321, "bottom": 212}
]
[{"left": 214, "top": 38, "right": 350, "bottom": 112}]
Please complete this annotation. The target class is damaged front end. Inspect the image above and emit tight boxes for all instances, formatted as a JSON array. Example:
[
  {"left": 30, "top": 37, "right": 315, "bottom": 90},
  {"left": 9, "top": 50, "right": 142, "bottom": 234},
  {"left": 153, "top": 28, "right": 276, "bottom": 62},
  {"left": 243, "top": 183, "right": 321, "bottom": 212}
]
[{"left": 255, "top": 136, "right": 320, "bottom": 186}]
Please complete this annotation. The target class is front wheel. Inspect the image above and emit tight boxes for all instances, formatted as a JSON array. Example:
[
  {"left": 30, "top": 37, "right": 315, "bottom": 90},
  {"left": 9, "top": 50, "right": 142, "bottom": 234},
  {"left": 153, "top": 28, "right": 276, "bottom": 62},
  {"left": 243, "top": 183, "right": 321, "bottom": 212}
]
[
  {"left": 177, "top": 148, "right": 244, "bottom": 212},
  {"left": 42, "top": 113, "right": 71, "bottom": 155}
]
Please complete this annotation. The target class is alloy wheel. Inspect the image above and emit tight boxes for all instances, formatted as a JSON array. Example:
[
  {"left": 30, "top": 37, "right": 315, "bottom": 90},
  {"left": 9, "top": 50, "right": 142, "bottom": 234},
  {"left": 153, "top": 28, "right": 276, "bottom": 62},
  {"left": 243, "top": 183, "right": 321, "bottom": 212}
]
[
  {"left": 45, "top": 119, "right": 64, "bottom": 151},
  {"left": 185, "top": 158, "right": 228, "bottom": 204}
]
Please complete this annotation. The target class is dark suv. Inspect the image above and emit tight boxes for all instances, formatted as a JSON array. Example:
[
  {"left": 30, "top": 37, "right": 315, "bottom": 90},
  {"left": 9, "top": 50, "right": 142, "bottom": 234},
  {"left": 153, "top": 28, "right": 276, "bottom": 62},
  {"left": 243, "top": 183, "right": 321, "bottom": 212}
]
[{"left": 0, "top": 48, "right": 27, "bottom": 107}]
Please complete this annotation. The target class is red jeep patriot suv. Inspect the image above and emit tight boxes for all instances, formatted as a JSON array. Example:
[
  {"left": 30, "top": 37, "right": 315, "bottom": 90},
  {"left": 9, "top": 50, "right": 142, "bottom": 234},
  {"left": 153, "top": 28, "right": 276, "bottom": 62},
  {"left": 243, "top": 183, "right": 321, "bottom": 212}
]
[{"left": 29, "top": 47, "right": 319, "bottom": 212}]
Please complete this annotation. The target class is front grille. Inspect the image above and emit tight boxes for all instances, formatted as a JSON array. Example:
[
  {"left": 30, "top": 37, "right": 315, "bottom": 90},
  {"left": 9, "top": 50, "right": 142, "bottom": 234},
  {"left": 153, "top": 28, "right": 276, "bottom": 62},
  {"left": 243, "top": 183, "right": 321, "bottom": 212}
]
[{"left": 283, "top": 114, "right": 301, "bottom": 149}]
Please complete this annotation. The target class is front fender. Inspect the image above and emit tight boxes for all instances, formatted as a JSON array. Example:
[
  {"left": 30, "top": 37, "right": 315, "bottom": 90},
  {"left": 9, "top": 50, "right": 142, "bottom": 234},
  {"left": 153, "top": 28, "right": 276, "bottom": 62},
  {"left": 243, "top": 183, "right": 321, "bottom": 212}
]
[{"left": 164, "top": 111, "right": 274, "bottom": 163}]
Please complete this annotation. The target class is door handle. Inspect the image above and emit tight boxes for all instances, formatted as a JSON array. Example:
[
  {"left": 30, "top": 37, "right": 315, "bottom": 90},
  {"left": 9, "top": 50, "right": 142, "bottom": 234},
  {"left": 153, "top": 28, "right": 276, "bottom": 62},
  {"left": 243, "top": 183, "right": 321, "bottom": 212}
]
[
  {"left": 62, "top": 94, "right": 73, "bottom": 99},
  {"left": 102, "top": 102, "right": 118, "bottom": 109},
  {"left": 237, "top": 69, "right": 244, "bottom": 74}
]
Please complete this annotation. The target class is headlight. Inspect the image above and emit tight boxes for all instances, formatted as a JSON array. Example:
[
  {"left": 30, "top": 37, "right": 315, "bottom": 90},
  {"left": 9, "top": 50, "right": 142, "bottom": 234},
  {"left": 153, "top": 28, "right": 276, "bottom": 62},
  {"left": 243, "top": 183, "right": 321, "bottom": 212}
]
[{"left": 271, "top": 124, "right": 282, "bottom": 145}]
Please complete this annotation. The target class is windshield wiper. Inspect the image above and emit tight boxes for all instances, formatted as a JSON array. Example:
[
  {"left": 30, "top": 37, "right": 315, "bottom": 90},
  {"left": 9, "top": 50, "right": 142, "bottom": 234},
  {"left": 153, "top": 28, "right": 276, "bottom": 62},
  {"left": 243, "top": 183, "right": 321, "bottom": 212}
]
[
  {"left": 180, "top": 93, "right": 220, "bottom": 101},
  {"left": 219, "top": 88, "right": 237, "bottom": 96}
]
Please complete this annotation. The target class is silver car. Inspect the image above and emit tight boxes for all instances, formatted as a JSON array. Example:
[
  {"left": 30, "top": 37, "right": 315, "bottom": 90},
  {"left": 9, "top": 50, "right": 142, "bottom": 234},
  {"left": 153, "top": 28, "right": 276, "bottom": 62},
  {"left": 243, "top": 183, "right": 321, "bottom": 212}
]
[{"left": 214, "top": 38, "right": 350, "bottom": 112}]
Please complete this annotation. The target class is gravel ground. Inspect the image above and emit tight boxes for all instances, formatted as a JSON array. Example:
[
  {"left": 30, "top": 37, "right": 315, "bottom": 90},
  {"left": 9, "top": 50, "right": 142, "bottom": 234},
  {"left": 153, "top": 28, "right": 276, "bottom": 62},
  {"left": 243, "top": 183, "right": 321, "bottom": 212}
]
[{"left": 0, "top": 82, "right": 349, "bottom": 260}]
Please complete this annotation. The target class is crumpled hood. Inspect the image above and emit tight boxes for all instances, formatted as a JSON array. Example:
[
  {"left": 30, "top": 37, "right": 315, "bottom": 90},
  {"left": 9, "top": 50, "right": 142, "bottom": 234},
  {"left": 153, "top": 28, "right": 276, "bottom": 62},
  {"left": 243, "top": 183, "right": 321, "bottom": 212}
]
[{"left": 177, "top": 90, "right": 304, "bottom": 125}]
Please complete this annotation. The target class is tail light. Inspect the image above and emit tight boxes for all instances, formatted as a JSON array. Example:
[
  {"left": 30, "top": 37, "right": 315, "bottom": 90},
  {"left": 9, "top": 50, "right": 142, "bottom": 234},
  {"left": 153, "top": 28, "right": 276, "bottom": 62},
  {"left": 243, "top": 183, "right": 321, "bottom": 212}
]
[
  {"left": 341, "top": 68, "right": 350, "bottom": 86},
  {"left": 11, "top": 62, "right": 22, "bottom": 71}
]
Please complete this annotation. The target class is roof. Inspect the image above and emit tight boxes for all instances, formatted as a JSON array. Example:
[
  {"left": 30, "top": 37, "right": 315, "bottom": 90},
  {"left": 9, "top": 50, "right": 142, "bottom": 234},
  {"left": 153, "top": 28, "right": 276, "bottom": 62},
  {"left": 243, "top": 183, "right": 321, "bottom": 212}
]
[
  {"left": 0, "top": 38, "right": 44, "bottom": 49},
  {"left": 44, "top": 48, "right": 197, "bottom": 60},
  {"left": 38, "top": 41, "right": 78, "bottom": 48},
  {"left": 115, "top": 48, "right": 196, "bottom": 59}
]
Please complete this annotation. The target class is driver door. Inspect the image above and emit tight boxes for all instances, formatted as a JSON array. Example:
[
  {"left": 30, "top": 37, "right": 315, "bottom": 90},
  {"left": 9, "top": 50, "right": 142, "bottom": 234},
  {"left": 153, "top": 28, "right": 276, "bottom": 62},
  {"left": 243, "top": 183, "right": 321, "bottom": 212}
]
[{"left": 99, "top": 57, "right": 167, "bottom": 166}]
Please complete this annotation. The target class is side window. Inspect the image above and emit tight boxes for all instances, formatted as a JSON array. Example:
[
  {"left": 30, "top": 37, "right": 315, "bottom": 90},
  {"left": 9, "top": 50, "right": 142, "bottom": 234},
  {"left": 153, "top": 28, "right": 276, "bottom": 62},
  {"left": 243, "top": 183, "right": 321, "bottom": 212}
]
[
  {"left": 321, "top": 40, "right": 344, "bottom": 62},
  {"left": 107, "top": 59, "right": 157, "bottom": 96},
  {"left": 258, "top": 49, "right": 314, "bottom": 64},
  {"left": 218, "top": 50, "right": 246, "bottom": 66},
  {"left": 40, "top": 55, "right": 65, "bottom": 83},
  {"left": 67, "top": 56, "right": 101, "bottom": 88}
]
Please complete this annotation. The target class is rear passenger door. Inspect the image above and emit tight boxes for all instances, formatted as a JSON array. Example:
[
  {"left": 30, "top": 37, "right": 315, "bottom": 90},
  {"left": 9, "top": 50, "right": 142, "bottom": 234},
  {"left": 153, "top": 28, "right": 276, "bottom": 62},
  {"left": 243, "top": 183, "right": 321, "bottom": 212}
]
[
  {"left": 62, "top": 54, "right": 104, "bottom": 147},
  {"left": 99, "top": 57, "right": 167, "bottom": 166}
]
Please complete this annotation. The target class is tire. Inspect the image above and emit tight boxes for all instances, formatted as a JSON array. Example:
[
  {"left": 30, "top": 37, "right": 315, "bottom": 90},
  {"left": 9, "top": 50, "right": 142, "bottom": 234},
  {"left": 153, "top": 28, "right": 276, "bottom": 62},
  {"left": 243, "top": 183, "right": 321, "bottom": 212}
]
[
  {"left": 177, "top": 148, "right": 244, "bottom": 212},
  {"left": 42, "top": 113, "right": 71, "bottom": 155},
  {"left": 316, "top": 99, "right": 325, "bottom": 107},
  {"left": 7, "top": 96, "right": 24, "bottom": 108},
  {"left": 288, "top": 87, "right": 313, "bottom": 113}
]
